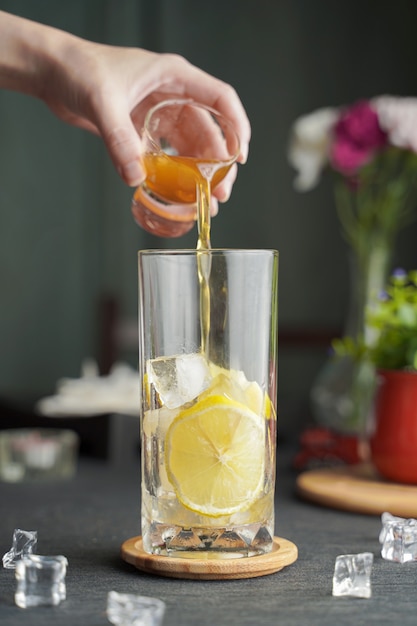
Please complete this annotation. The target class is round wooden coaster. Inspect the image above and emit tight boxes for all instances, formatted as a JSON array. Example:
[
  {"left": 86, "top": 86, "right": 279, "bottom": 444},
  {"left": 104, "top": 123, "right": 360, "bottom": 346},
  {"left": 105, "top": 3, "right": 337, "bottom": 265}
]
[
  {"left": 121, "top": 536, "right": 298, "bottom": 580},
  {"left": 297, "top": 463, "right": 417, "bottom": 517}
]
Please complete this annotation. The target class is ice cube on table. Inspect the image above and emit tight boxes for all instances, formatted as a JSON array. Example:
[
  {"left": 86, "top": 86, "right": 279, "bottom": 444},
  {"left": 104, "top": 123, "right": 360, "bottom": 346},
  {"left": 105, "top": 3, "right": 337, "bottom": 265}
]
[
  {"left": 15, "top": 554, "right": 68, "bottom": 608},
  {"left": 379, "top": 511, "right": 404, "bottom": 544},
  {"left": 379, "top": 511, "right": 417, "bottom": 563},
  {"left": 147, "top": 353, "right": 211, "bottom": 409},
  {"left": 107, "top": 591, "right": 166, "bottom": 626},
  {"left": 2, "top": 529, "right": 38, "bottom": 569},
  {"left": 332, "top": 552, "right": 373, "bottom": 598}
]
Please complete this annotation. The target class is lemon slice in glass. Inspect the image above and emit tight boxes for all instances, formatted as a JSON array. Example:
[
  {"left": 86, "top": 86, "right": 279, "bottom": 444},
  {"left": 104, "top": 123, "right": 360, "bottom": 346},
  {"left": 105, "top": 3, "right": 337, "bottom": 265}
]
[
  {"left": 165, "top": 394, "right": 265, "bottom": 517},
  {"left": 207, "top": 362, "right": 268, "bottom": 416}
]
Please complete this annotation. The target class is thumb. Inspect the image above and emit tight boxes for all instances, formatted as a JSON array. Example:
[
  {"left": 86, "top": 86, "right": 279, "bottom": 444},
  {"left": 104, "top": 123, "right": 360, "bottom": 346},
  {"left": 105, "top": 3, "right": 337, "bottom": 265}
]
[{"left": 97, "top": 108, "right": 146, "bottom": 187}]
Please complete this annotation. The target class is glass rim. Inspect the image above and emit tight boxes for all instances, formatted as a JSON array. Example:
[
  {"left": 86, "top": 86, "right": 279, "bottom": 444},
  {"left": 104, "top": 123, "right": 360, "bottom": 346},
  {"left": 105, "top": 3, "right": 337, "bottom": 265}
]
[
  {"left": 0, "top": 428, "right": 79, "bottom": 442},
  {"left": 142, "top": 97, "right": 241, "bottom": 162},
  {"left": 138, "top": 248, "right": 279, "bottom": 256}
]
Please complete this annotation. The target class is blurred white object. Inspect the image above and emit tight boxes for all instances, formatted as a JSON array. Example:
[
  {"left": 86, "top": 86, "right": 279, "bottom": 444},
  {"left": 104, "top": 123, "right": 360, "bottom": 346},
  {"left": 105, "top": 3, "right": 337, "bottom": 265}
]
[
  {"left": 0, "top": 430, "right": 79, "bottom": 482},
  {"left": 36, "top": 360, "right": 139, "bottom": 417},
  {"left": 107, "top": 590, "right": 166, "bottom": 626},
  {"left": 288, "top": 107, "right": 338, "bottom": 191}
]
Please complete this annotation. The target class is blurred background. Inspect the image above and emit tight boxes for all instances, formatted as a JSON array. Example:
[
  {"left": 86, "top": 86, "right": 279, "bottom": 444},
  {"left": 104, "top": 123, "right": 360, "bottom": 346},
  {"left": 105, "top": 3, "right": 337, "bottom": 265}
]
[{"left": 1, "top": 0, "right": 417, "bottom": 445}]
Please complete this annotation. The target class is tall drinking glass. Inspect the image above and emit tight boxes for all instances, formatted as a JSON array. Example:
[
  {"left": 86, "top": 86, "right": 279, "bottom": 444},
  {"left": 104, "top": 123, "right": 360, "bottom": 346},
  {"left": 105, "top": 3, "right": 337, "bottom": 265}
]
[{"left": 138, "top": 249, "right": 279, "bottom": 558}]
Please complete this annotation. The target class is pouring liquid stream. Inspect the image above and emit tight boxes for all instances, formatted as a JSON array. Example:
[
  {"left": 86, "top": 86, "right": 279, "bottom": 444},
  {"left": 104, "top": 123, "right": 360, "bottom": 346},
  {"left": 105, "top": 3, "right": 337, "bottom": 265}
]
[
  {"left": 140, "top": 150, "right": 232, "bottom": 360},
  {"left": 196, "top": 172, "right": 213, "bottom": 360},
  {"left": 196, "top": 160, "right": 229, "bottom": 359}
]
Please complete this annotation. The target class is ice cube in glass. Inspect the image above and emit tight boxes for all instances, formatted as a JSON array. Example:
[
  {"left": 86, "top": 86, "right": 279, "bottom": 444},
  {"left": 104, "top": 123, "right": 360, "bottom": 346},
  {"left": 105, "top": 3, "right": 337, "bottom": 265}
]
[{"left": 147, "top": 353, "right": 211, "bottom": 409}]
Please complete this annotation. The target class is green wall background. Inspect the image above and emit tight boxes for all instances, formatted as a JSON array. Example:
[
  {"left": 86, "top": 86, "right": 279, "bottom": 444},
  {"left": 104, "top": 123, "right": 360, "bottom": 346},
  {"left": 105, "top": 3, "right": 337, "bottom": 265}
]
[{"left": 1, "top": 0, "right": 417, "bottom": 436}]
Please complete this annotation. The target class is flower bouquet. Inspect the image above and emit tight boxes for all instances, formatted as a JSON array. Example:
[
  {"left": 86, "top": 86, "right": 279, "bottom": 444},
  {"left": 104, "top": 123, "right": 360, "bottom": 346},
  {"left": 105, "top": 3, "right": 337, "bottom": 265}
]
[
  {"left": 289, "top": 96, "right": 417, "bottom": 434},
  {"left": 289, "top": 97, "right": 417, "bottom": 272}
]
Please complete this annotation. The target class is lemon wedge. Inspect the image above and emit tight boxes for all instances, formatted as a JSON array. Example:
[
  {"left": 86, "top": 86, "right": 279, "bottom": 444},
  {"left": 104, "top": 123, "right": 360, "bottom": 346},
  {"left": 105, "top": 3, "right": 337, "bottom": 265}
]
[
  {"left": 165, "top": 394, "right": 265, "bottom": 517},
  {"left": 206, "top": 363, "right": 266, "bottom": 414}
]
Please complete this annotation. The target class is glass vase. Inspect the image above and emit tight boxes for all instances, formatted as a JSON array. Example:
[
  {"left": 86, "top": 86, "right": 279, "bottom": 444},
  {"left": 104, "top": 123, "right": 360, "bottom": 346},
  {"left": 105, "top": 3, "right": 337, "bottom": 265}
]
[{"left": 310, "top": 241, "right": 391, "bottom": 437}]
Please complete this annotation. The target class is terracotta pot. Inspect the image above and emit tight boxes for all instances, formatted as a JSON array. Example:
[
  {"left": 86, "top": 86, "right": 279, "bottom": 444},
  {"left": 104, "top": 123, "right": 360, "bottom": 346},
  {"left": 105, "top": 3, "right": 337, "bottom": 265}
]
[{"left": 370, "top": 369, "right": 417, "bottom": 484}]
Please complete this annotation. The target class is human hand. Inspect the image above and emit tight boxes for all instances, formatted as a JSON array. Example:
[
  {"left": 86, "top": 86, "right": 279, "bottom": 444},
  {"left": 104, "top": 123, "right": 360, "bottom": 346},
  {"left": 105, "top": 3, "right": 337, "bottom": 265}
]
[
  {"left": 47, "top": 44, "right": 251, "bottom": 210},
  {"left": 0, "top": 11, "right": 250, "bottom": 217}
]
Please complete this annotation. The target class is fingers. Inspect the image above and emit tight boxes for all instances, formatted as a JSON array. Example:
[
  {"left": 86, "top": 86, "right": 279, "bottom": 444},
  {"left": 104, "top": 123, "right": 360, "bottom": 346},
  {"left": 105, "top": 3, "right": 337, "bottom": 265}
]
[
  {"left": 150, "top": 54, "right": 251, "bottom": 165},
  {"left": 211, "top": 88, "right": 251, "bottom": 166},
  {"left": 47, "top": 102, "right": 101, "bottom": 136},
  {"left": 212, "top": 163, "right": 238, "bottom": 203},
  {"left": 84, "top": 50, "right": 250, "bottom": 189},
  {"left": 210, "top": 196, "right": 219, "bottom": 217},
  {"left": 98, "top": 111, "right": 146, "bottom": 186}
]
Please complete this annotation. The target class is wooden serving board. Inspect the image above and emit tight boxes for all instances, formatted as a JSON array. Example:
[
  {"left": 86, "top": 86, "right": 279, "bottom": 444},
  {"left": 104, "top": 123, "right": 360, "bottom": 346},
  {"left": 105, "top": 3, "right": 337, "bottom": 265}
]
[
  {"left": 296, "top": 463, "right": 417, "bottom": 517},
  {"left": 121, "top": 536, "right": 298, "bottom": 580}
]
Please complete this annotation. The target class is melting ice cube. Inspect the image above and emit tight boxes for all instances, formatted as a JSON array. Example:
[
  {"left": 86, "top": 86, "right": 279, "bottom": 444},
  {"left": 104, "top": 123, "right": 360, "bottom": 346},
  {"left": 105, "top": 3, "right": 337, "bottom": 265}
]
[
  {"left": 147, "top": 353, "right": 211, "bottom": 409},
  {"left": 107, "top": 591, "right": 166, "bottom": 626},
  {"left": 2, "top": 529, "right": 38, "bottom": 570},
  {"left": 332, "top": 552, "right": 373, "bottom": 598},
  {"left": 379, "top": 511, "right": 417, "bottom": 563},
  {"left": 15, "top": 554, "right": 68, "bottom": 608}
]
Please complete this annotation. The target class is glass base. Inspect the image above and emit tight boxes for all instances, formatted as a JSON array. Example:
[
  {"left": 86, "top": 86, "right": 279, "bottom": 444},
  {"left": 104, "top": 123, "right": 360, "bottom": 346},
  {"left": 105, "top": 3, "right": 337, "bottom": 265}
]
[
  {"left": 142, "top": 520, "right": 274, "bottom": 558},
  {"left": 131, "top": 186, "right": 196, "bottom": 238}
]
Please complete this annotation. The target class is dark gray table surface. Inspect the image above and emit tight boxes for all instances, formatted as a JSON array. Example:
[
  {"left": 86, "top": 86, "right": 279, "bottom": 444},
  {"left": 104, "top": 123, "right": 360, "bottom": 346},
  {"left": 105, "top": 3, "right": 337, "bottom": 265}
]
[{"left": 1, "top": 441, "right": 416, "bottom": 626}]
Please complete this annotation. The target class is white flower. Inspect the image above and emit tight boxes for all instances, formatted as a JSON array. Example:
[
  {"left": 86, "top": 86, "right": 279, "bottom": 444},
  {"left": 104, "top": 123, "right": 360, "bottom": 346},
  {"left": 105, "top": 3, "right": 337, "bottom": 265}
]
[
  {"left": 288, "top": 107, "right": 338, "bottom": 191},
  {"left": 372, "top": 95, "right": 417, "bottom": 153}
]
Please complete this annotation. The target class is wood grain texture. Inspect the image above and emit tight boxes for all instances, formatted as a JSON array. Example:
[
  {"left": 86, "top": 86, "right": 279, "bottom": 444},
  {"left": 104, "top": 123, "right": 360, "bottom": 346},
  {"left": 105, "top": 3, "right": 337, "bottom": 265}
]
[
  {"left": 121, "top": 536, "right": 298, "bottom": 580},
  {"left": 297, "top": 463, "right": 417, "bottom": 517}
]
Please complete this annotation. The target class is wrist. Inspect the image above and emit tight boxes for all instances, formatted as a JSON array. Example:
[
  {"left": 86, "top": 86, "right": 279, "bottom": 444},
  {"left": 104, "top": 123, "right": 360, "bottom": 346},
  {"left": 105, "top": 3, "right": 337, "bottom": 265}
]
[{"left": 0, "top": 10, "right": 80, "bottom": 99}]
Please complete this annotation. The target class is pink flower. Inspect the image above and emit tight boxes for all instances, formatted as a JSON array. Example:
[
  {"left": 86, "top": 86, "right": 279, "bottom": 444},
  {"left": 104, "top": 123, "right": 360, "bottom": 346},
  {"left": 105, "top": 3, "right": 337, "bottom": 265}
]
[{"left": 330, "top": 101, "right": 387, "bottom": 175}]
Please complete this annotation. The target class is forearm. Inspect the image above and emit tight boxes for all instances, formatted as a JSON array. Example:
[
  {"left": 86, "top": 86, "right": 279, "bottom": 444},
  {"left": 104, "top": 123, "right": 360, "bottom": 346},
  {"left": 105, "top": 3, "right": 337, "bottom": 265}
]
[{"left": 0, "top": 10, "right": 80, "bottom": 99}]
